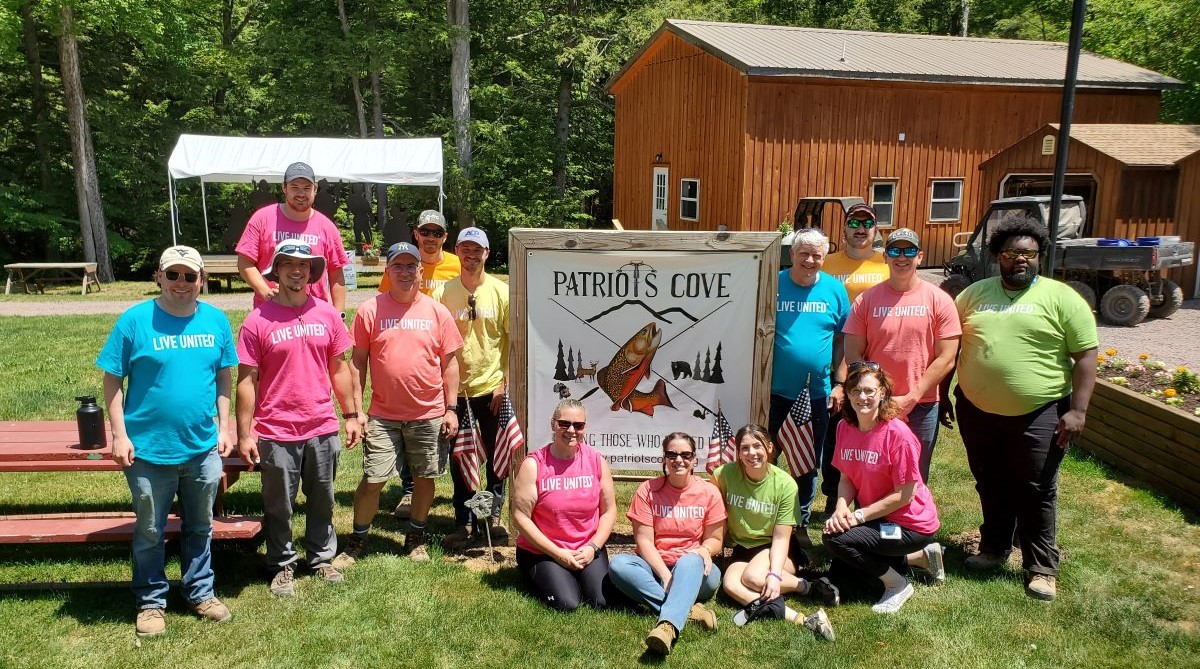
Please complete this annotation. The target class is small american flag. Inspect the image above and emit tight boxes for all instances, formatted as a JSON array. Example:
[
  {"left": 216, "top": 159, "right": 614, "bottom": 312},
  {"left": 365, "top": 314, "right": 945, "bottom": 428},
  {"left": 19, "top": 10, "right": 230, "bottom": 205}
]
[
  {"left": 493, "top": 395, "right": 525, "bottom": 479},
  {"left": 706, "top": 409, "right": 735, "bottom": 474},
  {"left": 777, "top": 389, "right": 817, "bottom": 477},
  {"left": 451, "top": 401, "right": 482, "bottom": 491}
]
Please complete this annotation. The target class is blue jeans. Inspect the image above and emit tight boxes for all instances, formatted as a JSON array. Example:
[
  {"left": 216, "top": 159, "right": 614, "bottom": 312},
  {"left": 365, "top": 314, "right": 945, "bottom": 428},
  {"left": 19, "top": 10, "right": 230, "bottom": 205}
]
[
  {"left": 906, "top": 401, "right": 940, "bottom": 483},
  {"left": 124, "top": 448, "right": 222, "bottom": 610},
  {"left": 769, "top": 393, "right": 831, "bottom": 526},
  {"left": 609, "top": 552, "right": 721, "bottom": 632}
]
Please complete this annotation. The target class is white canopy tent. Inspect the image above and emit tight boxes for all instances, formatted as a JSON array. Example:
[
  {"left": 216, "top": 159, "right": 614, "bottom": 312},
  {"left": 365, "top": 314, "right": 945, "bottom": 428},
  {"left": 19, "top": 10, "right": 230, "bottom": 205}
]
[{"left": 166, "top": 134, "right": 444, "bottom": 247}]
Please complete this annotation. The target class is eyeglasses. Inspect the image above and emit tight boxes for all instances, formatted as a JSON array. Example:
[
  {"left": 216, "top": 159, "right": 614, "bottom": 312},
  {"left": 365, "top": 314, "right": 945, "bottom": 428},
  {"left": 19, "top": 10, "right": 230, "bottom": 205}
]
[
  {"left": 885, "top": 246, "right": 919, "bottom": 258},
  {"left": 417, "top": 228, "right": 446, "bottom": 239},
  {"left": 998, "top": 249, "right": 1039, "bottom": 261},
  {"left": 664, "top": 451, "right": 695, "bottom": 461},
  {"left": 164, "top": 270, "right": 199, "bottom": 282},
  {"left": 848, "top": 360, "right": 882, "bottom": 373},
  {"left": 388, "top": 262, "right": 419, "bottom": 273},
  {"left": 849, "top": 387, "right": 880, "bottom": 398},
  {"left": 846, "top": 218, "right": 876, "bottom": 229},
  {"left": 555, "top": 420, "right": 586, "bottom": 431},
  {"left": 277, "top": 243, "right": 312, "bottom": 255},
  {"left": 468, "top": 294, "right": 477, "bottom": 321}
]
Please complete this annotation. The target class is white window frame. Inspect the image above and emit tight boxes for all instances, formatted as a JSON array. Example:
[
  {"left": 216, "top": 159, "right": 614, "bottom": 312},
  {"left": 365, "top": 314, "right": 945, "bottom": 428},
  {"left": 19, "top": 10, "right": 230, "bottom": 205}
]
[
  {"left": 652, "top": 167, "right": 669, "bottom": 230},
  {"left": 679, "top": 178, "right": 700, "bottom": 222},
  {"left": 929, "top": 179, "right": 964, "bottom": 222},
  {"left": 869, "top": 180, "right": 897, "bottom": 227}
]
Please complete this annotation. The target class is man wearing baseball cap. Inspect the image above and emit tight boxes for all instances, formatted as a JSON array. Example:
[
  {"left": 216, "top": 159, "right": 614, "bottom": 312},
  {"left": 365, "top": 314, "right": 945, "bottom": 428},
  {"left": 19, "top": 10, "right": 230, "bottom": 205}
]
[
  {"left": 236, "top": 161, "right": 350, "bottom": 312},
  {"left": 377, "top": 209, "right": 461, "bottom": 298},
  {"left": 235, "top": 240, "right": 363, "bottom": 597},
  {"left": 842, "top": 227, "right": 960, "bottom": 482},
  {"left": 336, "top": 241, "right": 464, "bottom": 566},
  {"left": 96, "top": 245, "right": 239, "bottom": 636},
  {"left": 435, "top": 227, "right": 511, "bottom": 549}
]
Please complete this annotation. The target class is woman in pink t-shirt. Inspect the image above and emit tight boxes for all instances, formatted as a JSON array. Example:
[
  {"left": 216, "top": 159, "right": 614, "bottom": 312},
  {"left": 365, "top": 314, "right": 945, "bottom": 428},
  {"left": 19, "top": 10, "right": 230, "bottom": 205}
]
[
  {"left": 608, "top": 433, "right": 726, "bottom": 655},
  {"left": 512, "top": 399, "right": 617, "bottom": 611},
  {"left": 823, "top": 362, "right": 945, "bottom": 614}
]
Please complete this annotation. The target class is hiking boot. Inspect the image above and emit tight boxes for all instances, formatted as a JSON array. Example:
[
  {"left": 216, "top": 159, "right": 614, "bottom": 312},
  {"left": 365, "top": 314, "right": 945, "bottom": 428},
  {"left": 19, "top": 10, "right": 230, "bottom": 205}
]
[
  {"left": 485, "top": 517, "right": 510, "bottom": 546},
  {"left": 924, "top": 542, "right": 946, "bottom": 584},
  {"left": 801, "top": 608, "right": 836, "bottom": 641},
  {"left": 964, "top": 551, "right": 1008, "bottom": 571},
  {"left": 393, "top": 493, "right": 413, "bottom": 520},
  {"left": 192, "top": 598, "right": 232, "bottom": 623},
  {"left": 270, "top": 565, "right": 296, "bottom": 597},
  {"left": 1026, "top": 574, "right": 1056, "bottom": 601},
  {"left": 406, "top": 529, "right": 430, "bottom": 562},
  {"left": 135, "top": 608, "right": 166, "bottom": 637},
  {"left": 443, "top": 525, "right": 475, "bottom": 550},
  {"left": 314, "top": 563, "right": 344, "bottom": 584},
  {"left": 644, "top": 621, "right": 677, "bottom": 655},
  {"left": 332, "top": 534, "right": 367, "bottom": 570},
  {"left": 872, "top": 583, "right": 914, "bottom": 614},
  {"left": 809, "top": 576, "right": 841, "bottom": 607},
  {"left": 687, "top": 603, "right": 718, "bottom": 631}
]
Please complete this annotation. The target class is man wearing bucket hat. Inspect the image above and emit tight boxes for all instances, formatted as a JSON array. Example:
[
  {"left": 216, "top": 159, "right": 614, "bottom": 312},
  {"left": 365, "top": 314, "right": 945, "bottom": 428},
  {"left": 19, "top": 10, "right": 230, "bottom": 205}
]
[
  {"left": 377, "top": 209, "right": 461, "bottom": 298},
  {"left": 96, "top": 245, "right": 239, "bottom": 637},
  {"left": 235, "top": 240, "right": 363, "bottom": 597},
  {"left": 435, "top": 227, "right": 511, "bottom": 549},
  {"left": 236, "top": 161, "right": 350, "bottom": 312},
  {"left": 335, "top": 241, "right": 464, "bottom": 566}
]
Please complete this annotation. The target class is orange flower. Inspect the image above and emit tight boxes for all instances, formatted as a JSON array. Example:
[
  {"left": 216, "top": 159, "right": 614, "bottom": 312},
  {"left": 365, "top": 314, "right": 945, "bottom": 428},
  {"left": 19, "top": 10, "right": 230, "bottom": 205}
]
[
  {"left": 1096, "top": 354, "right": 1107, "bottom": 363},
  {"left": 1139, "top": 353, "right": 1150, "bottom": 361},
  {"left": 1178, "top": 366, "right": 1189, "bottom": 373},
  {"left": 1164, "top": 388, "right": 1177, "bottom": 398},
  {"left": 1105, "top": 348, "right": 1118, "bottom": 357}
]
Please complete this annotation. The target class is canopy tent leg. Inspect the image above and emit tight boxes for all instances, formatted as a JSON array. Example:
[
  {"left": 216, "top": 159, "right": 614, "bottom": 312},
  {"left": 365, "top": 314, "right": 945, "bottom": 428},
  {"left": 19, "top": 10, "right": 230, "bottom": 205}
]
[
  {"left": 200, "top": 181, "right": 211, "bottom": 251},
  {"left": 168, "top": 173, "right": 178, "bottom": 246}
]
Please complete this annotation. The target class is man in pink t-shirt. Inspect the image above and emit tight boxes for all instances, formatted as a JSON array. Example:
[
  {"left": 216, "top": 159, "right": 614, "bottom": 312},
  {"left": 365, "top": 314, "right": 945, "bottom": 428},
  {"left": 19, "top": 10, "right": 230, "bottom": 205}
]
[
  {"left": 334, "top": 241, "right": 464, "bottom": 566},
  {"left": 235, "top": 240, "right": 362, "bottom": 597},
  {"left": 842, "top": 228, "right": 960, "bottom": 481},
  {"left": 236, "top": 162, "right": 350, "bottom": 312}
]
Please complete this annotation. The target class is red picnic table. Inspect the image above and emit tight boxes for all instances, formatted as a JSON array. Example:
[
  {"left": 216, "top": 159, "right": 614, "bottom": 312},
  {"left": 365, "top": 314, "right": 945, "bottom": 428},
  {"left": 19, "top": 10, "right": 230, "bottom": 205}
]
[{"left": 0, "top": 421, "right": 261, "bottom": 544}]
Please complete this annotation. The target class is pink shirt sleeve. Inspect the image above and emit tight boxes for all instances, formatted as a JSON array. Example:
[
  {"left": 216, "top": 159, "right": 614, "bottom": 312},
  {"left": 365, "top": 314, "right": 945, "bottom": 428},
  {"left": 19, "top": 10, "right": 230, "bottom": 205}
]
[
  {"left": 931, "top": 286, "right": 963, "bottom": 339},
  {"left": 889, "top": 422, "right": 923, "bottom": 488},
  {"left": 235, "top": 314, "right": 261, "bottom": 367},
  {"left": 703, "top": 481, "right": 728, "bottom": 525},
  {"left": 235, "top": 207, "right": 269, "bottom": 265},
  {"left": 318, "top": 215, "right": 350, "bottom": 270},
  {"left": 434, "top": 302, "right": 465, "bottom": 356},
  {"left": 627, "top": 481, "right": 654, "bottom": 526},
  {"left": 352, "top": 300, "right": 375, "bottom": 350},
  {"left": 842, "top": 293, "right": 868, "bottom": 336}
]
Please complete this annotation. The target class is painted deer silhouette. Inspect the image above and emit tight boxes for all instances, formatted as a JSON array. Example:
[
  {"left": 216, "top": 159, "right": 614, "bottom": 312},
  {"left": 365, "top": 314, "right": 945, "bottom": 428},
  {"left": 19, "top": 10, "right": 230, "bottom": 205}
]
[{"left": 575, "top": 361, "right": 598, "bottom": 383}]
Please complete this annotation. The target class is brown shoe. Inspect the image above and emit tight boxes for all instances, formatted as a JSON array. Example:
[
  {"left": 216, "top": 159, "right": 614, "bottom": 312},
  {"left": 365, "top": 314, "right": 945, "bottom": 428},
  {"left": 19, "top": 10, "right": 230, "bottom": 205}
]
[
  {"left": 192, "top": 597, "right": 232, "bottom": 623},
  {"left": 314, "top": 563, "right": 344, "bottom": 584},
  {"left": 1026, "top": 574, "right": 1057, "bottom": 601},
  {"left": 645, "top": 621, "right": 677, "bottom": 655},
  {"left": 270, "top": 565, "right": 296, "bottom": 597},
  {"left": 393, "top": 493, "right": 413, "bottom": 520},
  {"left": 332, "top": 534, "right": 367, "bottom": 570},
  {"left": 687, "top": 604, "right": 718, "bottom": 631},
  {"left": 135, "top": 608, "right": 166, "bottom": 637},
  {"left": 442, "top": 525, "right": 474, "bottom": 550},
  {"left": 406, "top": 529, "right": 430, "bottom": 562},
  {"left": 964, "top": 551, "right": 1008, "bottom": 571}
]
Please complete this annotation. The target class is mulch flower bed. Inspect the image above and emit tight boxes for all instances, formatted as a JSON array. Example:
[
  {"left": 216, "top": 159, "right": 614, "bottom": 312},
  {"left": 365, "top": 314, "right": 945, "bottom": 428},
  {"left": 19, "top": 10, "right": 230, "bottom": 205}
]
[{"left": 1097, "top": 349, "right": 1200, "bottom": 416}]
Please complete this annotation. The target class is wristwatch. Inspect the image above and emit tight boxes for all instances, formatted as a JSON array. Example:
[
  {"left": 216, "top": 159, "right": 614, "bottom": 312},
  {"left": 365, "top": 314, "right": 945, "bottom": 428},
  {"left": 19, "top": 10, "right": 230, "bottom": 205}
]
[
  {"left": 853, "top": 509, "right": 866, "bottom": 525},
  {"left": 343, "top": 412, "right": 359, "bottom": 419},
  {"left": 445, "top": 405, "right": 458, "bottom": 414}
]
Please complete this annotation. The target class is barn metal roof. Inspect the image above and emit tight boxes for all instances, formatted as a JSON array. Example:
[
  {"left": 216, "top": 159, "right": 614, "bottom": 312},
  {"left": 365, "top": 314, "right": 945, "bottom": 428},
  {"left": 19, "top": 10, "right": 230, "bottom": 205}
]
[
  {"left": 1051, "top": 124, "right": 1200, "bottom": 167},
  {"left": 609, "top": 20, "right": 1182, "bottom": 92}
]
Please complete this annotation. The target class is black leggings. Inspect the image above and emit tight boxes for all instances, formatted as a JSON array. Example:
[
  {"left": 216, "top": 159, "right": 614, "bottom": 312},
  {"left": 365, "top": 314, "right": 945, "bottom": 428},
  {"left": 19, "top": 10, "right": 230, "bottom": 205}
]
[
  {"left": 516, "top": 547, "right": 614, "bottom": 612},
  {"left": 823, "top": 521, "right": 934, "bottom": 578}
]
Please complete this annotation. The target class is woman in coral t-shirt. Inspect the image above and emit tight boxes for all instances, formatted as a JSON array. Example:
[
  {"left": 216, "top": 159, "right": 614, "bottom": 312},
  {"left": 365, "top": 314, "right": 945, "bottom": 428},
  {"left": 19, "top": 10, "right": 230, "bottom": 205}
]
[
  {"left": 823, "top": 362, "right": 945, "bottom": 614},
  {"left": 608, "top": 433, "right": 725, "bottom": 655}
]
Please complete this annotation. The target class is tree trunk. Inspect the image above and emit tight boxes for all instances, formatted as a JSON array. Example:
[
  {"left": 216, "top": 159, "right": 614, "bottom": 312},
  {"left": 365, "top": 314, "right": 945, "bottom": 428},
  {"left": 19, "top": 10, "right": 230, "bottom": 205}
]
[
  {"left": 961, "top": 0, "right": 970, "bottom": 37},
  {"left": 336, "top": 0, "right": 369, "bottom": 138},
  {"left": 58, "top": 4, "right": 114, "bottom": 282},
  {"left": 447, "top": 0, "right": 473, "bottom": 227},
  {"left": 21, "top": 0, "right": 51, "bottom": 192},
  {"left": 367, "top": 7, "right": 387, "bottom": 231},
  {"left": 552, "top": 64, "right": 572, "bottom": 200}
]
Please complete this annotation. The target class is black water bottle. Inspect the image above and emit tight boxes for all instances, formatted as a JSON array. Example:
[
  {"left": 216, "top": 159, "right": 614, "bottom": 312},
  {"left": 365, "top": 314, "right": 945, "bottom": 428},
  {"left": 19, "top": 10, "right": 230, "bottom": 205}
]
[{"left": 75, "top": 395, "right": 107, "bottom": 450}]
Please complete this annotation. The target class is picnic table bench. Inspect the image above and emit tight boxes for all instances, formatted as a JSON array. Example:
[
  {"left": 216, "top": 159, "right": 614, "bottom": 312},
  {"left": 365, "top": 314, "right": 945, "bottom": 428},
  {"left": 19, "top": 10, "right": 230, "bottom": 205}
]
[
  {"left": 201, "top": 254, "right": 241, "bottom": 293},
  {"left": 0, "top": 421, "right": 261, "bottom": 544},
  {"left": 4, "top": 262, "right": 101, "bottom": 295}
]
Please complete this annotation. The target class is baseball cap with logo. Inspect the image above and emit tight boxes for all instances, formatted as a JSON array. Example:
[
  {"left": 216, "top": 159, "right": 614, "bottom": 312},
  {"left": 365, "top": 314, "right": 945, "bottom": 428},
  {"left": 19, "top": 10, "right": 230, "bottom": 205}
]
[
  {"left": 845, "top": 203, "right": 876, "bottom": 221},
  {"left": 264, "top": 239, "right": 326, "bottom": 284},
  {"left": 416, "top": 209, "right": 447, "bottom": 230},
  {"left": 283, "top": 162, "right": 316, "bottom": 184},
  {"left": 456, "top": 227, "right": 490, "bottom": 249},
  {"left": 386, "top": 242, "right": 421, "bottom": 263},
  {"left": 886, "top": 227, "right": 921, "bottom": 249},
  {"left": 159, "top": 246, "right": 204, "bottom": 272}
]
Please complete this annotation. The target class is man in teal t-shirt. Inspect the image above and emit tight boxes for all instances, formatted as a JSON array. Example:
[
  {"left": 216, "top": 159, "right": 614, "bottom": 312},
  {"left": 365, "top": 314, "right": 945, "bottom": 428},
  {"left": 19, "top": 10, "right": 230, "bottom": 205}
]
[{"left": 96, "top": 246, "right": 239, "bottom": 637}]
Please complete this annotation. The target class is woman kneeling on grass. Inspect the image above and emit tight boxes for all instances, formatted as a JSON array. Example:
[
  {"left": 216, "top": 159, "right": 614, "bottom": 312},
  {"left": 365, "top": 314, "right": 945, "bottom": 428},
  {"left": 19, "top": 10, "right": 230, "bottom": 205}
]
[
  {"left": 512, "top": 399, "right": 618, "bottom": 612},
  {"left": 714, "top": 424, "right": 838, "bottom": 640},
  {"left": 610, "top": 432, "right": 725, "bottom": 655},
  {"left": 822, "top": 362, "right": 945, "bottom": 614}
]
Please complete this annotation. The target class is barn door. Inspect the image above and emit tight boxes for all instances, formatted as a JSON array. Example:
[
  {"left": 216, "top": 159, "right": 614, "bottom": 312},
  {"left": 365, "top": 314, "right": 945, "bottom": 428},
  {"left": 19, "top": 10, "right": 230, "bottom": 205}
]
[{"left": 651, "top": 167, "right": 669, "bottom": 230}]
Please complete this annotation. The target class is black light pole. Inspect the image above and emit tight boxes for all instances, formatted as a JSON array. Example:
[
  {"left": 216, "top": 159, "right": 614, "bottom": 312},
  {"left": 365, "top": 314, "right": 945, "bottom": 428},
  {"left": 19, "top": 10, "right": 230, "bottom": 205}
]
[{"left": 1047, "top": 0, "right": 1088, "bottom": 276}]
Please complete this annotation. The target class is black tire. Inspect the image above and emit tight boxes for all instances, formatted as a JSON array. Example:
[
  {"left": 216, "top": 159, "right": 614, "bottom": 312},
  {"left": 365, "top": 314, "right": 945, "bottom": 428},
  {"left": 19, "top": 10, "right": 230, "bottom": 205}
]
[
  {"left": 1064, "top": 280, "right": 1096, "bottom": 311},
  {"left": 1148, "top": 279, "right": 1183, "bottom": 319},
  {"left": 940, "top": 274, "right": 971, "bottom": 297},
  {"left": 1099, "top": 284, "right": 1150, "bottom": 327}
]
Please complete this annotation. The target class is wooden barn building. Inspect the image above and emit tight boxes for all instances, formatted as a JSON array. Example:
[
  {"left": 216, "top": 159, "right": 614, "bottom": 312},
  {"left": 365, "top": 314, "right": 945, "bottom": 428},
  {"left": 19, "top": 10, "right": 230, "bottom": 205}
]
[
  {"left": 983, "top": 124, "right": 1200, "bottom": 296},
  {"left": 606, "top": 20, "right": 1184, "bottom": 268}
]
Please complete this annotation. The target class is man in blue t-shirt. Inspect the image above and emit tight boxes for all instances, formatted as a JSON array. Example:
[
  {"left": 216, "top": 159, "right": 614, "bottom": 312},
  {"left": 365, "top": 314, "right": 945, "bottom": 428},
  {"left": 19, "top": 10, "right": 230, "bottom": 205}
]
[
  {"left": 771, "top": 228, "right": 850, "bottom": 537},
  {"left": 95, "top": 246, "right": 239, "bottom": 638}
]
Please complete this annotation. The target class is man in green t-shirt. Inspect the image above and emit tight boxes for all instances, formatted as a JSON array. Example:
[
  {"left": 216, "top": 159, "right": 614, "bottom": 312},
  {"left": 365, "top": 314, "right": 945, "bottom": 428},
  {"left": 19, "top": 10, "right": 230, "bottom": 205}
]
[{"left": 947, "top": 217, "right": 1097, "bottom": 603}]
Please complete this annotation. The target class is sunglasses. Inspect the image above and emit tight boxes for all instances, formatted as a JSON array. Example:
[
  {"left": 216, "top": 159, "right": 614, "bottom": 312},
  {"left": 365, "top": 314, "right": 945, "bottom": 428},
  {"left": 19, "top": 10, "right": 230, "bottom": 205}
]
[
  {"left": 468, "top": 294, "right": 477, "bottom": 321},
  {"left": 846, "top": 218, "right": 876, "bottom": 229},
  {"left": 848, "top": 360, "right": 882, "bottom": 373},
  {"left": 885, "top": 246, "right": 920, "bottom": 258},
  {"left": 417, "top": 228, "right": 446, "bottom": 238},
  {"left": 664, "top": 451, "right": 695, "bottom": 461},
  {"left": 555, "top": 420, "right": 586, "bottom": 431},
  {"left": 998, "top": 249, "right": 1039, "bottom": 261},
  {"left": 164, "top": 270, "right": 199, "bottom": 282},
  {"left": 278, "top": 243, "right": 312, "bottom": 255}
]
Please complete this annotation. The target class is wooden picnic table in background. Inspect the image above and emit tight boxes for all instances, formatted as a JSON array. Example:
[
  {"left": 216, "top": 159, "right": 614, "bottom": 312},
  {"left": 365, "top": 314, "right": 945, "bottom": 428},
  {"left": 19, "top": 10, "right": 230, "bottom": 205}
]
[{"left": 4, "top": 262, "right": 100, "bottom": 295}]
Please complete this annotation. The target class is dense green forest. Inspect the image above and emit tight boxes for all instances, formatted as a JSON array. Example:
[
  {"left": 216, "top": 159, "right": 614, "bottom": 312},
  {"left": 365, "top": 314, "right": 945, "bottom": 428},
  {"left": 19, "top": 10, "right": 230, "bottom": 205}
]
[{"left": 1, "top": 0, "right": 1196, "bottom": 279}]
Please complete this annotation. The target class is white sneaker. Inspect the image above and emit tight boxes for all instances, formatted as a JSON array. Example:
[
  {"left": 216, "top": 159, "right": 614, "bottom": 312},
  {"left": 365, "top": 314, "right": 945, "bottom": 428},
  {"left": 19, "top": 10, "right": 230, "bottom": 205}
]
[
  {"left": 872, "top": 583, "right": 914, "bottom": 613},
  {"left": 801, "top": 608, "right": 836, "bottom": 641}
]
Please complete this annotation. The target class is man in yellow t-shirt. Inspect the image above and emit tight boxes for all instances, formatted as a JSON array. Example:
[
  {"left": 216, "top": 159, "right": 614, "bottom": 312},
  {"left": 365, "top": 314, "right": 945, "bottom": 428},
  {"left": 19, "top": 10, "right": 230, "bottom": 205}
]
[
  {"left": 377, "top": 209, "right": 461, "bottom": 296},
  {"left": 821, "top": 203, "right": 889, "bottom": 303},
  {"left": 435, "top": 227, "right": 510, "bottom": 549}
]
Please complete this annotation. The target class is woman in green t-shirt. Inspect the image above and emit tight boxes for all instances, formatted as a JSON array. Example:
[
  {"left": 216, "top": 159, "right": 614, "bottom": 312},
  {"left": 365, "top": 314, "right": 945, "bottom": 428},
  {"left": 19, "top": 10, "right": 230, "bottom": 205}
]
[{"left": 714, "top": 424, "right": 836, "bottom": 640}]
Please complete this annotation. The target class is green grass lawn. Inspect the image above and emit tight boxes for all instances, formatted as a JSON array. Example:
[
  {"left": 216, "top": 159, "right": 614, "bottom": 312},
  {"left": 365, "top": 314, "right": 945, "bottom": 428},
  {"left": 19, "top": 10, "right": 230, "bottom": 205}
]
[{"left": 1, "top": 313, "right": 1199, "bottom": 668}]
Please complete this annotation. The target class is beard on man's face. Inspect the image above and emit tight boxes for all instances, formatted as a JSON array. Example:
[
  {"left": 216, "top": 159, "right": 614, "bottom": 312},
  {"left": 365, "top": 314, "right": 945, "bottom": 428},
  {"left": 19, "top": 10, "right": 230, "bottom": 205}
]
[{"left": 1001, "top": 261, "right": 1039, "bottom": 288}]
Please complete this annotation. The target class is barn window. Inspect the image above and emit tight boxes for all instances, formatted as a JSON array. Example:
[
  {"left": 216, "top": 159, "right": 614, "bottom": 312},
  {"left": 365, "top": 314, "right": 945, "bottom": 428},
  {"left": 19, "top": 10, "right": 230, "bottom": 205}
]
[
  {"left": 871, "top": 181, "right": 896, "bottom": 227},
  {"left": 930, "top": 180, "right": 963, "bottom": 222},
  {"left": 680, "top": 179, "right": 700, "bottom": 221}
]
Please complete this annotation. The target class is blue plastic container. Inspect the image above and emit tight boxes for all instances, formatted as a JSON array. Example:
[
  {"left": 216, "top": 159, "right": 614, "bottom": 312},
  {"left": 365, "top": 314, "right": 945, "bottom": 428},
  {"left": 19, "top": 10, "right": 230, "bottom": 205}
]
[{"left": 1136, "top": 236, "right": 1161, "bottom": 246}]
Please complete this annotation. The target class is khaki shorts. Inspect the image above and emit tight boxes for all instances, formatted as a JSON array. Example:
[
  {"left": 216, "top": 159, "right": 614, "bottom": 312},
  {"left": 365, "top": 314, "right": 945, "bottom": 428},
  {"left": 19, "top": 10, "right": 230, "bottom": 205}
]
[{"left": 362, "top": 416, "right": 446, "bottom": 482}]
